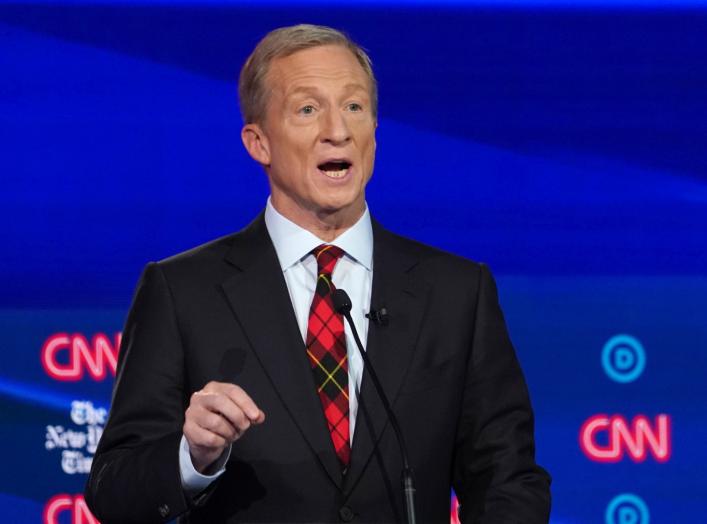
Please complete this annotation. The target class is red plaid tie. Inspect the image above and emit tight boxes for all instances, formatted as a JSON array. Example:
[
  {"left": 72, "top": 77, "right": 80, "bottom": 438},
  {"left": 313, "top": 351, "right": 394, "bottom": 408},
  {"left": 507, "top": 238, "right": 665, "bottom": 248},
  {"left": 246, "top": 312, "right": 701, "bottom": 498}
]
[{"left": 306, "top": 244, "right": 350, "bottom": 468}]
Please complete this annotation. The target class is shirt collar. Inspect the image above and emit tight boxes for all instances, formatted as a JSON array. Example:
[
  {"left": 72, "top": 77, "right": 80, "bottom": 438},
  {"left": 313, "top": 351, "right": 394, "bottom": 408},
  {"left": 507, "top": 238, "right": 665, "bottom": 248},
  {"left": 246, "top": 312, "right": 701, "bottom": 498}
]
[{"left": 264, "top": 197, "right": 373, "bottom": 272}]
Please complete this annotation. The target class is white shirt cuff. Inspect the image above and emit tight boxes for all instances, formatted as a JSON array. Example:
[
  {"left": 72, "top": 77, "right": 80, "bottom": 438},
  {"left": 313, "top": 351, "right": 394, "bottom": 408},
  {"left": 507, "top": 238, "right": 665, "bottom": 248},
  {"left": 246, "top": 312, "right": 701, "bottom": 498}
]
[{"left": 178, "top": 434, "right": 231, "bottom": 495}]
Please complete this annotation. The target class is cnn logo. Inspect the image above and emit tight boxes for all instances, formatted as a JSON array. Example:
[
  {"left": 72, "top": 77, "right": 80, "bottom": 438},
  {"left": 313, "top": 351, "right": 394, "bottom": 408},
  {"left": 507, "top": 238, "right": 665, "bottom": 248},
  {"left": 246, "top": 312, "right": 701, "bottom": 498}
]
[
  {"left": 43, "top": 494, "right": 99, "bottom": 524},
  {"left": 41, "top": 333, "right": 121, "bottom": 381},
  {"left": 579, "top": 414, "right": 671, "bottom": 463}
]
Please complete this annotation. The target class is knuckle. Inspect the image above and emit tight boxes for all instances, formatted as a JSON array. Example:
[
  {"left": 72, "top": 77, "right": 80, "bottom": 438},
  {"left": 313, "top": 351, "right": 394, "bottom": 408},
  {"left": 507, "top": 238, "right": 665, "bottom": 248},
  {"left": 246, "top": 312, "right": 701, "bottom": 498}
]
[
  {"left": 207, "top": 433, "right": 224, "bottom": 448},
  {"left": 225, "top": 383, "right": 240, "bottom": 397},
  {"left": 191, "top": 390, "right": 210, "bottom": 406},
  {"left": 203, "top": 381, "right": 221, "bottom": 393},
  {"left": 213, "top": 394, "right": 229, "bottom": 410},
  {"left": 205, "top": 412, "right": 222, "bottom": 430},
  {"left": 225, "top": 425, "right": 238, "bottom": 441}
]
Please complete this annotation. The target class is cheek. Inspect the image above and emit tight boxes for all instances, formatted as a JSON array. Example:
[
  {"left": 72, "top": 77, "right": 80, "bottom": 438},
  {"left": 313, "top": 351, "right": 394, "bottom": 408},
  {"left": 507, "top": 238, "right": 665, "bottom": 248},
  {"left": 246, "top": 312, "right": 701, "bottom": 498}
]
[
  {"left": 287, "top": 138, "right": 314, "bottom": 164},
  {"left": 362, "top": 137, "right": 376, "bottom": 165},
  {"left": 359, "top": 125, "right": 377, "bottom": 154},
  {"left": 272, "top": 141, "right": 309, "bottom": 171}
]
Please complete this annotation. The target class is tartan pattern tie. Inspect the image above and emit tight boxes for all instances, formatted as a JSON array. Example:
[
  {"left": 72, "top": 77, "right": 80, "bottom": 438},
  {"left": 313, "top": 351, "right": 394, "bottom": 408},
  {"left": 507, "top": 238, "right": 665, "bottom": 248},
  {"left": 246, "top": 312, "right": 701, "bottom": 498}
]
[{"left": 305, "top": 244, "right": 350, "bottom": 468}]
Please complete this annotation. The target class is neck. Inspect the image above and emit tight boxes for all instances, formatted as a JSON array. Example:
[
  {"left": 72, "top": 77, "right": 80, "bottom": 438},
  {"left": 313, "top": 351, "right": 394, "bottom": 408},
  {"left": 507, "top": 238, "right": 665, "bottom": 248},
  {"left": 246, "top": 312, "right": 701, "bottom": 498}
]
[{"left": 270, "top": 197, "right": 365, "bottom": 242}]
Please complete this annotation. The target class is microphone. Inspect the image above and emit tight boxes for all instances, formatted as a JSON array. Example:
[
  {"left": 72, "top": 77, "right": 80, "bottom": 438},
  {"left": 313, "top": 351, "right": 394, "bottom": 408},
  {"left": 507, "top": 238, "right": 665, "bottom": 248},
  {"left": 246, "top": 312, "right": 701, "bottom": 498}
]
[
  {"left": 365, "top": 307, "right": 389, "bottom": 326},
  {"left": 333, "top": 289, "right": 417, "bottom": 524}
]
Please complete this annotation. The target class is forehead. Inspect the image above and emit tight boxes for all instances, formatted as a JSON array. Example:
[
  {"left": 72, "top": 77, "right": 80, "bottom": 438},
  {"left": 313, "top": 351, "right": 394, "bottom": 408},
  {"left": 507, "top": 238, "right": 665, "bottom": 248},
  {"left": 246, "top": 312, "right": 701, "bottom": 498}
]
[{"left": 265, "top": 44, "right": 370, "bottom": 96}]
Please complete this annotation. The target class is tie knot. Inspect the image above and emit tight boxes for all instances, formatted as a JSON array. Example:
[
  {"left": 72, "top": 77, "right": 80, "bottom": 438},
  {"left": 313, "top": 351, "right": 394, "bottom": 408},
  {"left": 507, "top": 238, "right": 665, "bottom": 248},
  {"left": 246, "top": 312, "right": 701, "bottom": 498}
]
[{"left": 312, "top": 244, "right": 345, "bottom": 276}]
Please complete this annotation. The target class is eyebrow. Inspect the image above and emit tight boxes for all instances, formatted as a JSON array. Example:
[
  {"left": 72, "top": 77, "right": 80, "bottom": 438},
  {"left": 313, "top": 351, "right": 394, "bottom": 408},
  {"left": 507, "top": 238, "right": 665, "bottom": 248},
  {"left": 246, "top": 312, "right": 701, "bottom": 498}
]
[
  {"left": 286, "top": 83, "right": 369, "bottom": 98},
  {"left": 286, "top": 86, "right": 319, "bottom": 98},
  {"left": 342, "top": 82, "right": 369, "bottom": 93}
]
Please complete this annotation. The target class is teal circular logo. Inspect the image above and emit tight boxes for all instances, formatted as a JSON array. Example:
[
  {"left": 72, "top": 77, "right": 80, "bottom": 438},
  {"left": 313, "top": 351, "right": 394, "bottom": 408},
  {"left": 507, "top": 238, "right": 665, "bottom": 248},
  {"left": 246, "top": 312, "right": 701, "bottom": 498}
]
[
  {"left": 606, "top": 493, "right": 650, "bottom": 524},
  {"left": 602, "top": 334, "right": 646, "bottom": 383}
]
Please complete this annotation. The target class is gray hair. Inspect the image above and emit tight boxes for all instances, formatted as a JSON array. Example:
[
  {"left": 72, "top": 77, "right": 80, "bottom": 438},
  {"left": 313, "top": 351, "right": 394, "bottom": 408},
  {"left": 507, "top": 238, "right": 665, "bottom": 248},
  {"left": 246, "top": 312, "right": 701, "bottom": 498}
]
[{"left": 238, "top": 24, "right": 378, "bottom": 124}]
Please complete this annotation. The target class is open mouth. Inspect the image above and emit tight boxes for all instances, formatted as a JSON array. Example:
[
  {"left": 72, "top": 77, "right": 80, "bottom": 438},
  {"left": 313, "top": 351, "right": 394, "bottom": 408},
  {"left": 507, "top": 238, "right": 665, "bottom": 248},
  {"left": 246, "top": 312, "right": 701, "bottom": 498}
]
[{"left": 317, "top": 160, "right": 351, "bottom": 179}]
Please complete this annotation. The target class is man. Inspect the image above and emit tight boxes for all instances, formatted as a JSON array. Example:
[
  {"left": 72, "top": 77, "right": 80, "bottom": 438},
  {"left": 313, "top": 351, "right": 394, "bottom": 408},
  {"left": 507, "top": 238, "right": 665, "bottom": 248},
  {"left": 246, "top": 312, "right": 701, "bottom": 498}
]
[{"left": 86, "top": 24, "right": 551, "bottom": 523}]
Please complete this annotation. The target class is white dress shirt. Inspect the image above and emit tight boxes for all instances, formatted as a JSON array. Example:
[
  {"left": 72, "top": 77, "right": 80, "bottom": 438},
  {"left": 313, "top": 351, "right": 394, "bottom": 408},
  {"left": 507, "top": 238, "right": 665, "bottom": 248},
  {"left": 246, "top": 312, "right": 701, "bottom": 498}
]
[{"left": 180, "top": 199, "right": 374, "bottom": 493}]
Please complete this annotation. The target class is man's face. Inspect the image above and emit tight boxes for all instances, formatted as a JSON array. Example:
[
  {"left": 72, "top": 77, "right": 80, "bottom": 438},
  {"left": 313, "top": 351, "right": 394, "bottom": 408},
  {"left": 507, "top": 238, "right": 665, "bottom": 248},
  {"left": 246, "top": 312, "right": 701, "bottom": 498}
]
[{"left": 242, "top": 44, "right": 377, "bottom": 228}]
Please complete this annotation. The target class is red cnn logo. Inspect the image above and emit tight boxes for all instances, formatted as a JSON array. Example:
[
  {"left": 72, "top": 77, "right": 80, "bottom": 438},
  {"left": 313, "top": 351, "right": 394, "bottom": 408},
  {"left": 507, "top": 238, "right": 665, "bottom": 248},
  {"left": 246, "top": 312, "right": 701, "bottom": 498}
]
[
  {"left": 579, "top": 414, "right": 671, "bottom": 463},
  {"left": 41, "top": 333, "right": 121, "bottom": 381},
  {"left": 43, "top": 494, "right": 99, "bottom": 524}
]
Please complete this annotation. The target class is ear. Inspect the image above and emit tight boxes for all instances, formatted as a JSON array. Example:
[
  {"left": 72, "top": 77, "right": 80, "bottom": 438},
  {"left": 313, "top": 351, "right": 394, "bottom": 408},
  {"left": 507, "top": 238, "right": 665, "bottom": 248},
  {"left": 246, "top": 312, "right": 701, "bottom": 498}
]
[{"left": 241, "top": 123, "right": 271, "bottom": 166}]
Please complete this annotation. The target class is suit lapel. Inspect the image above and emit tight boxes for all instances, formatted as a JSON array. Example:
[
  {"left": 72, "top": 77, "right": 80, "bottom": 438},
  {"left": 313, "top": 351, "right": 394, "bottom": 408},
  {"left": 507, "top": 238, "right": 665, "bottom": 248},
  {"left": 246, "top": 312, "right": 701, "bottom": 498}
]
[
  {"left": 220, "top": 214, "right": 344, "bottom": 489},
  {"left": 344, "top": 220, "right": 430, "bottom": 495}
]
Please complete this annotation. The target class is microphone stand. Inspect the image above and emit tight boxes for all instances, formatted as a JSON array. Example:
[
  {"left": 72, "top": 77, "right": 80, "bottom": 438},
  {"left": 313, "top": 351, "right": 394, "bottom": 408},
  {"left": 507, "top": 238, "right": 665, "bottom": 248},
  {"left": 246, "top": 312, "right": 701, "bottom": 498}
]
[{"left": 334, "top": 289, "right": 417, "bottom": 524}]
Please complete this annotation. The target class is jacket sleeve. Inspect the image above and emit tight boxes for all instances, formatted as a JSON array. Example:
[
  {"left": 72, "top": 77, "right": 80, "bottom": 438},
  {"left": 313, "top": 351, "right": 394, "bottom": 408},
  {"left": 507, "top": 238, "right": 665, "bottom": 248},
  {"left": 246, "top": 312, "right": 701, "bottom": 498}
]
[
  {"left": 85, "top": 262, "right": 193, "bottom": 523},
  {"left": 452, "top": 264, "right": 552, "bottom": 523}
]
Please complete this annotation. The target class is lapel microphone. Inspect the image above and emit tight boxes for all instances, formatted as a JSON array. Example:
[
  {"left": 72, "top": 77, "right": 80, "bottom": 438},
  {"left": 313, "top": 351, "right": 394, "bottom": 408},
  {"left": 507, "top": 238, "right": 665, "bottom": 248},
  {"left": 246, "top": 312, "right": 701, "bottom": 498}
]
[
  {"left": 365, "top": 307, "right": 389, "bottom": 326},
  {"left": 333, "top": 289, "right": 417, "bottom": 524}
]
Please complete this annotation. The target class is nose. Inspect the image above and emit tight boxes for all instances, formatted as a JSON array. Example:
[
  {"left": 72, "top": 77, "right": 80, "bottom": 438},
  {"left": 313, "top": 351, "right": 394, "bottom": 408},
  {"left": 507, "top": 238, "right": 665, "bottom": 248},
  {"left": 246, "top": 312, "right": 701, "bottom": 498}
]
[{"left": 320, "top": 108, "right": 351, "bottom": 145}]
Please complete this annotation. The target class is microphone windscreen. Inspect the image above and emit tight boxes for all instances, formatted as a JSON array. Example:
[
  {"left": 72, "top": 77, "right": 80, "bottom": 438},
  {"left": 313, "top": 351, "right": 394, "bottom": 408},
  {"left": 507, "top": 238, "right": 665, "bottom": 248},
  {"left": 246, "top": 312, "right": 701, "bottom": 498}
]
[{"left": 333, "top": 288, "right": 352, "bottom": 314}]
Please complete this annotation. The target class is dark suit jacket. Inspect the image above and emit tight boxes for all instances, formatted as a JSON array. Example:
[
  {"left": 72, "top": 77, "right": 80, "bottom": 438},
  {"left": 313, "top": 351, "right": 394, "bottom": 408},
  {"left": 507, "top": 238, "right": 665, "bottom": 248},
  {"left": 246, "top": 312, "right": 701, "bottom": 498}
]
[{"left": 85, "top": 213, "right": 551, "bottom": 523}]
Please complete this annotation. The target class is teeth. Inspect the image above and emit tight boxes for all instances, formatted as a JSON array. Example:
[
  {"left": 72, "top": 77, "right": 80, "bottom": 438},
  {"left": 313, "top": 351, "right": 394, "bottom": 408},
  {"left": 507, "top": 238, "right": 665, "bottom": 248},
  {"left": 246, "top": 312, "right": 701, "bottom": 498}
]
[{"left": 322, "top": 169, "right": 347, "bottom": 178}]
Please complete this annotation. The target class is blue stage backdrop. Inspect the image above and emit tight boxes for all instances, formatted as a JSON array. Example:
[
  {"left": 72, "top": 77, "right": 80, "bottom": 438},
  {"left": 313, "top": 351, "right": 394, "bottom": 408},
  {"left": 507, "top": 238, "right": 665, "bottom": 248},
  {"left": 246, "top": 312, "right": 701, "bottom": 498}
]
[{"left": 2, "top": 1, "right": 706, "bottom": 523}]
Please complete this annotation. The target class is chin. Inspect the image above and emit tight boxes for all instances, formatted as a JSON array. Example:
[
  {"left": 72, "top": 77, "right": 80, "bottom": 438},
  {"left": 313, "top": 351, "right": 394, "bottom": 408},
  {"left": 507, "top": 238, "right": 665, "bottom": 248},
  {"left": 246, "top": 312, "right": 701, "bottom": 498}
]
[{"left": 314, "top": 196, "right": 363, "bottom": 216}]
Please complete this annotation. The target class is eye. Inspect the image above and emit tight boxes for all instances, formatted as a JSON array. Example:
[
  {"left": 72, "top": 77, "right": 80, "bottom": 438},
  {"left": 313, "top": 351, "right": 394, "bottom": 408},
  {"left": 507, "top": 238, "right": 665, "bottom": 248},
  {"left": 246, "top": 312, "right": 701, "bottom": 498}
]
[
  {"left": 347, "top": 102, "right": 363, "bottom": 112},
  {"left": 299, "top": 105, "right": 316, "bottom": 115}
]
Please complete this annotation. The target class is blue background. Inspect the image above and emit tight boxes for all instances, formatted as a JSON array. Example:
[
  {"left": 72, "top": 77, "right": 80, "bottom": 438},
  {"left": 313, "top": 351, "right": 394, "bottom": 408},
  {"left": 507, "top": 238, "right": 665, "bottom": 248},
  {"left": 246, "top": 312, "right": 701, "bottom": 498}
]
[{"left": 2, "top": 1, "right": 706, "bottom": 522}]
